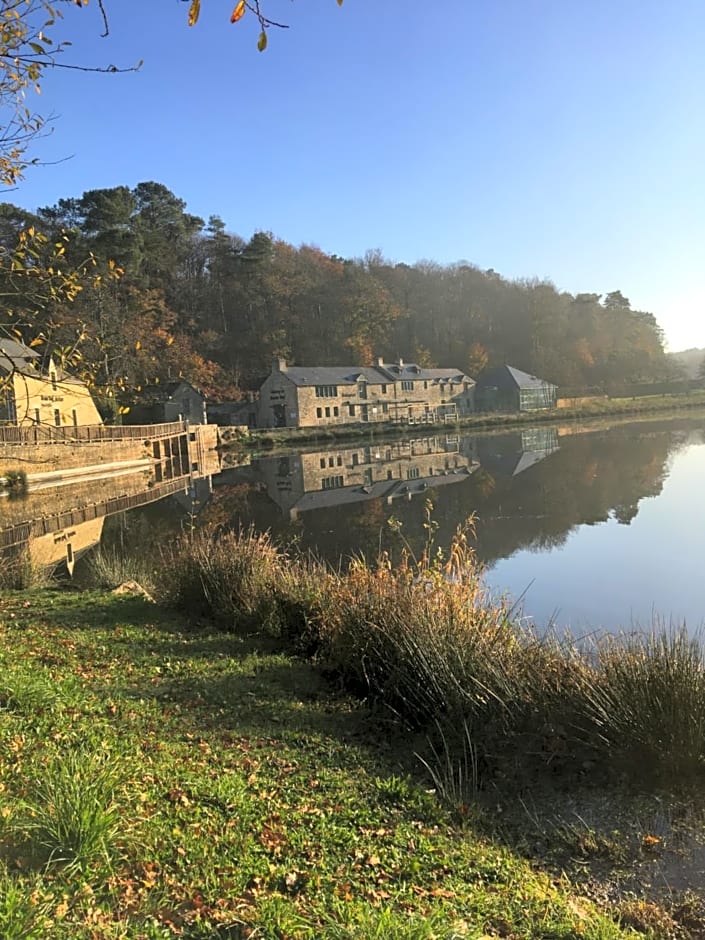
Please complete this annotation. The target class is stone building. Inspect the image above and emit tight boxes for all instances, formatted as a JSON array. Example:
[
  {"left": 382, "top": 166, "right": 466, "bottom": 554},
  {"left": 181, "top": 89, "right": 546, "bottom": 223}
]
[
  {"left": 125, "top": 379, "right": 207, "bottom": 426},
  {"left": 0, "top": 338, "right": 102, "bottom": 428},
  {"left": 257, "top": 358, "right": 475, "bottom": 429}
]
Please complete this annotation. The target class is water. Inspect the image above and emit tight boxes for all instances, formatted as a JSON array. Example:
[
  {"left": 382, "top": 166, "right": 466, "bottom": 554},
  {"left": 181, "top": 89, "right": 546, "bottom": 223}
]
[{"left": 4, "top": 413, "right": 705, "bottom": 634}]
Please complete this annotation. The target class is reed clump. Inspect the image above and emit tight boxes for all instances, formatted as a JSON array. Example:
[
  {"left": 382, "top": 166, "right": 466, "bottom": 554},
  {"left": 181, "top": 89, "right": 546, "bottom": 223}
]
[{"left": 153, "top": 522, "right": 705, "bottom": 788}]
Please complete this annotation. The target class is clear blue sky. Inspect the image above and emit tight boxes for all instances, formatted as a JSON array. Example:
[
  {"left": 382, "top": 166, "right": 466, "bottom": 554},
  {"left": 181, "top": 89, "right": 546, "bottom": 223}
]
[{"left": 7, "top": 0, "right": 705, "bottom": 350}]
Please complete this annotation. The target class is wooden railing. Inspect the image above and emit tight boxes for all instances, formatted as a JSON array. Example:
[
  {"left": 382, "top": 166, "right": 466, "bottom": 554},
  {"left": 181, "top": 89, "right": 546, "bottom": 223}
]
[
  {"left": 0, "top": 477, "right": 188, "bottom": 550},
  {"left": 0, "top": 421, "right": 187, "bottom": 445}
]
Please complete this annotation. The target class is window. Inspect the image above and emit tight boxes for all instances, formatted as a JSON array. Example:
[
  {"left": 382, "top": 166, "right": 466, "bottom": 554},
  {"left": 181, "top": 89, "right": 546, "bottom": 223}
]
[
  {"left": 320, "top": 458, "right": 326, "bottom": 469},
  {"left": 315, "top": 385, "right": 337, "bottom": 397},
  {"left": 328, "top": 456, "right": 335, "bottom": 467},
  {"left": 357, "top": 381, "right": 367, "bottom": 399},
  {"left": 54, "top": 408, "right": 61, "bottom": 427},
  {"left": 322, "top": 475, "right": 344, "bottom": 490},
  {"left": 424, "top": 380, "right": 428, "bottom": 390},
  {"left": 401, "top": 380, "right": 414, "bottom": 391},
  {"left": 348, "top": 403, "right": 356, "bottom": 417},
  {"left": 33, "top": 408, "right": 40, "bottom": 424},
  {"left": 333, "top": 406, "right": 339, "bottom": 417},
  {"left": 316, "top": 407, "right": 323, "bottom": 418},
  {"left": 337, "top": 455, "right": 343, "bottom": 466},
  {"left": 407, "top": 466, "right": 420, "bottom": 479},
  {"left": 51, "top": 371, "right": 57, "bottom": 392},
  {"left": 352, "top": 453, "right": 359, "bottom": 467},
  {"left": 324, "top": 406, "right": 331, "bottom": 418},
  {"left": 382, "top": 402, "right": 389, "bottom": 414},
  {"left": 381, "top": 384, "right": 387, "bottom": 393}
]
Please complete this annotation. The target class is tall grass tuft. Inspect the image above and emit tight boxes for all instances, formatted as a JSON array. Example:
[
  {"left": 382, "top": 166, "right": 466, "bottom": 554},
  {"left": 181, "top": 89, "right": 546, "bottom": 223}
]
[
  {"left": 317, "top": 525, "right": 520, "bottom": 737},
  {"left": 80, "top": 545, "right": 155, "bottom": 591},
  {"left": 19, "top": 749, "right": 124, "bottom": 872},
  {"left": 150, "top": 517, "right": 705, "bottom": 789},
  {"left": 588, "top": 628, "right": 705, "bottom": 780},
  {"left": 155, "top": 526, "right": 293, "bottom": 633},
  {"left": 0, "top": 549, "right": 52, "bottom": 590}
]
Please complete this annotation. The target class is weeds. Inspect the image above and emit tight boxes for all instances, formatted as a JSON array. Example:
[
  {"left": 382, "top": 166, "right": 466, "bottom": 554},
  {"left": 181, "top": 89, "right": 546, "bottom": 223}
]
[
  {"left": 80, "top": 546, "right": 155, "bottom": 592},
  {"left": 0, "top": 863, "right": 46, "bottom": 940},
  {"left": 150, "top": 518, "right": 705, "bottom": 792},
  {"left": 3, "top": 468, "right": 28, "bottom": 498},
  {"left": 0, "top": 548, "right": 52, "bottom": 590},
  {"left": 18, "top": 749, "right": 124, "bottom": 872}
]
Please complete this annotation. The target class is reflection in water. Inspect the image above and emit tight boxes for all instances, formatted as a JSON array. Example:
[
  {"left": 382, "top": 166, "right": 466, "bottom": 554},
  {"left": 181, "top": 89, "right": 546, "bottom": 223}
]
[
  {"left": 0, "top": 425, "right": 220, "bottom": 576},
  {"left": 4, "top": 416, "right": 705, "bottom": 631}
]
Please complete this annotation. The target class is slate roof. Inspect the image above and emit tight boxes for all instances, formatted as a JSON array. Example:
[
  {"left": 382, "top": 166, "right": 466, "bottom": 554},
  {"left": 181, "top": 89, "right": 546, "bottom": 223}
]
[
  {"left": 0, "top": 338, "right": 40, "bottom": 372},
  {"left": 477, "top": 365, "right": 556, "bottom": 389},
  {"left": 137, "top": 379, "right": 204, "bottom": 400},
  {"left": 279, "top": 362, "right": 474, "bottom": 387}
]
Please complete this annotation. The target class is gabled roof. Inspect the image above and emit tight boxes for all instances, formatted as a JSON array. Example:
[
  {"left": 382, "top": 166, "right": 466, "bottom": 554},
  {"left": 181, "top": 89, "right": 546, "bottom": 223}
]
[
  {"left": 137, "top": 379, "right": 204, "bottom": 400},
  {"left": 0, "top": 338, "right": 40, "bottom": 372},
  {"left": 477, "top": 365, "right": 556, "bottom": 389},
  {"left": 275, "top": 366, "right": 390, "bottom": 387},
  {"left": 276, "top": 362, "right": 474, "bottom": 388}
]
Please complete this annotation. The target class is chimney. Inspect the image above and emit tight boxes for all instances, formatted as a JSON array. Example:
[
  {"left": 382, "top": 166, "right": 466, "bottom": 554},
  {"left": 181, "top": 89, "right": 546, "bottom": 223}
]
[
  {"left": 273, "top": 357, "right": 288, "bottom": 373},
  {"left": 376, "top": 356, "right": 384, "bottom": 367},
  {"left": 397, "top": 357, "right": 404, "bottom": 368}
]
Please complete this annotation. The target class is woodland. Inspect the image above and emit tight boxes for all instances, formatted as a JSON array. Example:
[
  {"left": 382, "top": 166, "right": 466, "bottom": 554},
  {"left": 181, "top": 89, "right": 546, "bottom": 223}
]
[{"left": 0, "top": 182, "right": 680, "bottom": 406}]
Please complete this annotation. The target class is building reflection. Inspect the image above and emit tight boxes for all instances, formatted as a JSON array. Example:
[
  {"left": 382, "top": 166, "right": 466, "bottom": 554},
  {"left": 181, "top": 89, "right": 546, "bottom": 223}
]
[
  {"left": 251, "top": 435, "right": 478, "bottom": 520},
  {"left": 0, "top": 429, "right": 221, "bottom": 575},
  {"left": 243, "top": 429, "right": 559, "bottom": 521}
]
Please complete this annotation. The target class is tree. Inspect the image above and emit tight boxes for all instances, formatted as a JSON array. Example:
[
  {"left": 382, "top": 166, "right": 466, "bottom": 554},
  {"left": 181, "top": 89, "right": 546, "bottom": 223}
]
[
  {"left": 184, "top": 0, "right": 344, "bottom": 51},
  {"left": 0, "top": 1, "right": 139, "bottom": 188}
]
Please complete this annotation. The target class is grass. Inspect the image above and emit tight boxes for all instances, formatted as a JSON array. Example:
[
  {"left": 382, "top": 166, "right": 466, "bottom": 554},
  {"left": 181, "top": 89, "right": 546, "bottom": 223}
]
[
  {"left": 79, "top": 546, "right": 156, "bottom": 592},
  {"left": 150, "top": 520, "right": 705, "bottom": 794},
  {"left": 0, "top": 587, "right": 660, "bottom": 939}
]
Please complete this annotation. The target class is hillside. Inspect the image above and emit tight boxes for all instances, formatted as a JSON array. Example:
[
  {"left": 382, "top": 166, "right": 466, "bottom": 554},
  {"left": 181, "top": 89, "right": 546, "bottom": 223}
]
[{"left": 668, "top": 347, "right": 705, "bottom": 379}]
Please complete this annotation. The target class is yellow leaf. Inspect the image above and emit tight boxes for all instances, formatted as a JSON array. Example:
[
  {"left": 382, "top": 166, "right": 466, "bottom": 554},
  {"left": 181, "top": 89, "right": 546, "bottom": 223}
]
[
  {"left": 231, "top": 1, "right": 245, "bottom": 23},
  {"left": 29, "top": 336, "right": 44, "bottom": 347},
  {"left": 188, "top": 0, "right": 200, "bottom": 26},
  {"left": 166, "top": 335, "right": 175, "bottom": 346},
  {"left": 135, "top": 341, "right": 141, "bottom": 350},
  {"left": 337, "top": 0, "right": 343, "bottom": 5},
  {"left": 257, "top": 30, "right": 267, "bottom": 51}
]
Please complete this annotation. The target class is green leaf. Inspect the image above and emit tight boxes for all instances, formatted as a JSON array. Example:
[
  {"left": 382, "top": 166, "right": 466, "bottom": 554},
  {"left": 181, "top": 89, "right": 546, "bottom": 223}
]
[{"left": 257, "top": 30, "right": 268, "bottom": 52}]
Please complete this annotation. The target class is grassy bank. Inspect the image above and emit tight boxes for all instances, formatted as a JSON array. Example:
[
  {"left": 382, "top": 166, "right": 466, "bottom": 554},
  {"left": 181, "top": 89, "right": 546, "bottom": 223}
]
[
  {"left": 0, "top": 588, "right": 656, "bottom": 940},
  {"left": 5, "top": 524, "right": 705, "bottom": 937},
  {"left": 154, "top": 524, "right": 705, "bottom": 790},
  {"left": 222, "top": 391, "right": 705, "bottom": 452}
]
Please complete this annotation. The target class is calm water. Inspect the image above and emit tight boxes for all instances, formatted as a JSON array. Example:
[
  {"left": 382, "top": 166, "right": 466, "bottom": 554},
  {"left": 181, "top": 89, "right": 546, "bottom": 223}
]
[{"left": 6, "top": 413, "right": 705, "bottom": 634}]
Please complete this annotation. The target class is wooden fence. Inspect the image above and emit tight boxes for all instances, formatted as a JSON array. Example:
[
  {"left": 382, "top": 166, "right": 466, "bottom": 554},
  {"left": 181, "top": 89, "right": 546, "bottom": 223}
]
[{"left": 0, "top": 421, "right": 187, "bottom": 445}]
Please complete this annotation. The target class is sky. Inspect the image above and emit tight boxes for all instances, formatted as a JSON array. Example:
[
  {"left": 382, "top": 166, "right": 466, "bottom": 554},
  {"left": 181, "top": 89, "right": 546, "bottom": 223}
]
[{"left": 5, "top": 0, "right": 705, "bottom": 350}]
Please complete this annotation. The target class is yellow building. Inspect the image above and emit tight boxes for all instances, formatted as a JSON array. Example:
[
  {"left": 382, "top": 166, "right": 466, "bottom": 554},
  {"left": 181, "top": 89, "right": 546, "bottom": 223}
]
[{"left": 0, "top": 338, "right": 102, "bottom": 428}]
